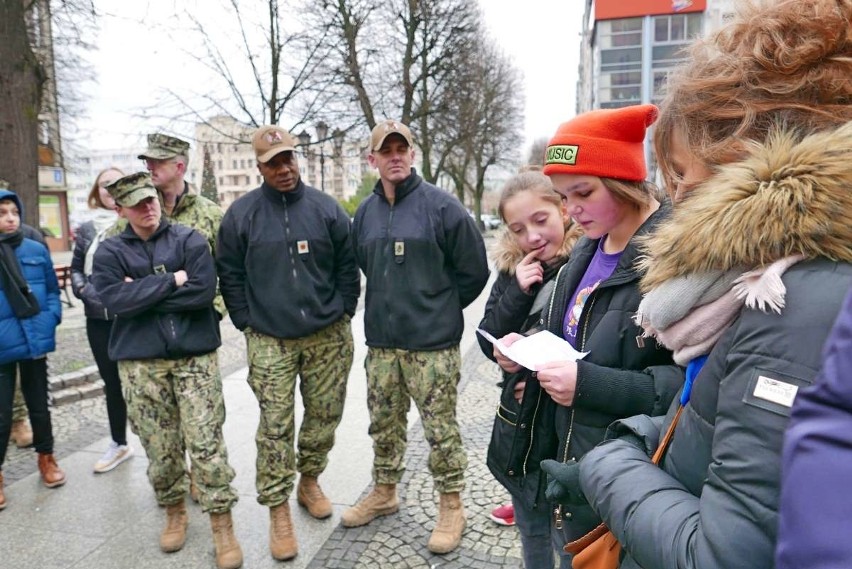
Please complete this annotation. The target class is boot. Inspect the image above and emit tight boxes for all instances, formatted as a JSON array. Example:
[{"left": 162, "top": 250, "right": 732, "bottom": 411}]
[
  {"left": 269, "top": 502, "right": 298, "bottom": 560},
  {"left": 10, "top": 419, "right": 33, "bottom": 448},
  {"left": 210, "top": 511, "right": 243, "bottom": 569},
  {"left": 160, "top": 501, "right": 189, "bottom": 553},
  {"left": 37, "top": 453, "right": 66, "bottom": 488},
  {"left": 427, "top": 492, "right": 466, "bottom": 554},
  {"left": 0, "top": 471, "right": 6, "bottom": 511},
  {"left": 340, "top": 483, "right": 399, "bottom": 527},
  {"left": 297, "top": 475, "right": 332, "bottom": 519}
]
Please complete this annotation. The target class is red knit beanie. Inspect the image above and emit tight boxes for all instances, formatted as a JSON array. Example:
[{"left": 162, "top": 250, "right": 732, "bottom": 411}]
[{"left": 542, "top": 104, "right": 659, "bottom": 182}]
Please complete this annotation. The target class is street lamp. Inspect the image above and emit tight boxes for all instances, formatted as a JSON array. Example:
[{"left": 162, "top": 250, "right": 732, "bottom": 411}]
[
  {"left": 296, "top": 130, "right": 312, "bottom": 183},
  {"left": 332, "top": 128, "right": 344, "bottom": 196},
  {"left": 315, "top": 121, "right": 329, "bottom": 192}
]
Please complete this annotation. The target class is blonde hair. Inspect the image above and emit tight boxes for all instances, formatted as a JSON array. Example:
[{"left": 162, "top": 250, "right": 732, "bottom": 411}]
[
  {"left": 88, "top": 167, "right": 124, "bottom": 209},
  {"left": 655, "top": 0, "right": 852, "bottom": 191},
  {"left": 497, "top": 170, "right": 562, "bottom": 222}
]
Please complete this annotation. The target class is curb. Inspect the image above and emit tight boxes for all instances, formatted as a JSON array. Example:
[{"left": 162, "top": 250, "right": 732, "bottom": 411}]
[{"left": 48, "top": 365, "right": 104, "bottom": 406}]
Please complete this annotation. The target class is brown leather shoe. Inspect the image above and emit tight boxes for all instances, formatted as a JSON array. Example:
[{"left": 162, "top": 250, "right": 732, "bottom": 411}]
[
  {"left": 297, "top": 475, "right": 332, "bottom": 519},
  {"left": 37, "top": 453, "right": 66, "bottom": 488},
  {"left": 10, "top": 420, "right": 33, "bottom": 448},
  {"left": 0, "top": 471, "right": 6, "bottom": 510},
  {"left": 269, "top": 502, "right": 298, "bottom": 560}
]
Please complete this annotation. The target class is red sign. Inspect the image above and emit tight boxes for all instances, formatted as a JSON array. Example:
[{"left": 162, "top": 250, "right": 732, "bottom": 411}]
[{"left": 595, "top": 0, "right": 706, "bottom": 20}]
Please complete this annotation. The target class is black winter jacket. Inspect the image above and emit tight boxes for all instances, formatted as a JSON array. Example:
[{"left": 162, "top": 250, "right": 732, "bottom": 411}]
[
  {"left": 352, "top": 170, "right": 489, "bottom": 350},
  {"left": 93, "top": 221, "right": 220, "bottom": 360},
  {"left": 71, "top": 220, "right": 115, "bottom": 320},
  {"left": 216, "top": 180, "right": 359, "bottom": 339},
  {"left": 479, "top": 227, "right": 579, "bottom": 511},
  {"left": 542, "top": 204, "right": 682, "bottom": 542}
]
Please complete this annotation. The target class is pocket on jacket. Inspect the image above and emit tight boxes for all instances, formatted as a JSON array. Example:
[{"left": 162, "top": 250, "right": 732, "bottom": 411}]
[{"left": 487, "top": 376, "right": 527, "bottom": 478}]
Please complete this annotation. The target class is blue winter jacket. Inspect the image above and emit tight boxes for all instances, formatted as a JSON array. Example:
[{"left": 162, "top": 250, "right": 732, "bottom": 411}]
[{"left": 0, "top": 190, "right": 62, "bottom": 364}]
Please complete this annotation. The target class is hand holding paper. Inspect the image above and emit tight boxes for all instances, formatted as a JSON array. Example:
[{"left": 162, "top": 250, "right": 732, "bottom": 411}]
[{"left": 477, "top": 329, "right": 588, "bottom": 372}]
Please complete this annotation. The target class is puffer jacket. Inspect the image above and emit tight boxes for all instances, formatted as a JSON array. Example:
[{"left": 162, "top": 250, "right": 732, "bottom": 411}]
[
  {"left": 578, "top": 124, "right": 852, "bottom": 569},
  {"left": 0, "top": 191, "right": 62, "bottom": 364},
  {"left": 541, "top": 204, "right": 682, "bottom": 544},
  {"left": 479, "top": 224, "right": 581, "bottom": 510}
]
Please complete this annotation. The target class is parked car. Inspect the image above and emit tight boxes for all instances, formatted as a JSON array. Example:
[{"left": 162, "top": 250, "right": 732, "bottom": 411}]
[{"left": 480, "top": 214, "right": 502, "bottom": 230}]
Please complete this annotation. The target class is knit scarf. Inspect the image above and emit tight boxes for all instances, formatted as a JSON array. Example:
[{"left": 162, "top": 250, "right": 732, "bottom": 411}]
[
  {"left": 0, "top": 230, "right": 41, "bottom": 318},
  {"left": 635, "top": 255, "right": 804, "bottom": 365}
]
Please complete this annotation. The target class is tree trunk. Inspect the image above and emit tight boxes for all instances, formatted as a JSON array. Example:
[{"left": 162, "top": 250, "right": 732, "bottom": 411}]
[{"left": 0, "top": 0, "right": 44, "bottom": 228}]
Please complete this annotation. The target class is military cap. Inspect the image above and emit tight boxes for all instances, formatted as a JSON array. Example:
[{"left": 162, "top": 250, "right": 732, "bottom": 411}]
[
  {"left": 252, "top": 125, "right": 297, "bottom": 163},
  {"left": 105, "top": 172, "right": 159, "bottom": 207},
  {"left": 137, "top": 133, "right": 191, "bottom": 160}
]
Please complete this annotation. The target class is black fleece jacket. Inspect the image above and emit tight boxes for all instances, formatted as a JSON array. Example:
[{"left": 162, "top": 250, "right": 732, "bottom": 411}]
[{"left": 216, "top": 180, "right": 359, "bottom": 339}]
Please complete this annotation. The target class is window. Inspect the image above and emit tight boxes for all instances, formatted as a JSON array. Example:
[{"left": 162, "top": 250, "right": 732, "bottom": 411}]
[
  {"left": 597, "top": 18, "right": 643, "bottom": 108},
  {"left": 651, "top": 13, "right": 702, "bottom": 102}
]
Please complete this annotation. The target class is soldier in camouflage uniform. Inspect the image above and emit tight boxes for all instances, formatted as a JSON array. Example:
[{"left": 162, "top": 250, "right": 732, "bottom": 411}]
[
  {"left": 345, "top": 120, "right": 489, "bottom": 554},
  {"left": 92, "top": 173, "right": 242, "bottom": 569},
  {"left": 216, "top": 125, "right": 359, "bottom": 562}
]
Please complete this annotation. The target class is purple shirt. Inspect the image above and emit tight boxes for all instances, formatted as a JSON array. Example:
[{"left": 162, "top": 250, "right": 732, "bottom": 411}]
[{"left": 562, "top": 239, "right": 622, "bottom": 347}]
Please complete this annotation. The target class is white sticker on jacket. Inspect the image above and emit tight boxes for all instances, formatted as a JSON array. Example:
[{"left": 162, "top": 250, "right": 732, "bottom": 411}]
[
  {"left": 297, "top": 240, "right": 309, "bottom": 254},
  {"left": 753, "top": 375, "right": 798, "bottom": 408}
]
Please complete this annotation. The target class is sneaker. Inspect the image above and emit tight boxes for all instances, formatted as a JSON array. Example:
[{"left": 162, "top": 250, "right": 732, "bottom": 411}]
[
  {"left": 94, "top": 442, "right": 134, "bottom": 473},
  {"left": 489, "top": 503, "right": 515, "bottom": 526}
]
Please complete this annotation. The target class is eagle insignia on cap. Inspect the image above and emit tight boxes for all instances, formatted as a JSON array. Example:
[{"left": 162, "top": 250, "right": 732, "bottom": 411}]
[{"left": 265, "top": 131, "right": 283, "bottom": 144}]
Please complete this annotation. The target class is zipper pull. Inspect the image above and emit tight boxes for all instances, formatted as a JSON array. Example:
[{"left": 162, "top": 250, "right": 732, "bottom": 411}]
[{"left": 554, "top": 504, "right": 563, "bottom": 530}]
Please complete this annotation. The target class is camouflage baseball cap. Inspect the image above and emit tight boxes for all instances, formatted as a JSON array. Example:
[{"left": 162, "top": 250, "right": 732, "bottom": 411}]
[
  {"left": 105, "top": 172, "right": 159, "bottom": 207},
  {"left": 137, "top": 133, "right": 191, "bottom": 160},
  {"left": 252, "top": 125, "right": 297, "bottom": 163},
  {"left": 370, "top": 120, "right": 414, "bottom": 151}
]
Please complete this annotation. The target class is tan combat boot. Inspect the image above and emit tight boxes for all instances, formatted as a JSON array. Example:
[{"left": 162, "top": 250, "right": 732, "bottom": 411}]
[
  {"left": 37, "top": 453, "right": 66, "bottom": 488},
  {"left": 10, "top": 419, "right": 33, "bottom": 448},
  {"left": 269, "top": 502, "right": 298, "bottom": 560},
  {"left": 0, "top": 471, "right": 6, "bottom": 510},
  {"left": 210, "top": 511, "right": 243, "bottom": 569},
  {"left": 160, "top": 501, "right": 189, "bottom": 553},
  {"left": 427, "top": 492, "right": 466, "bottom": 554},
  {"left": 297, "top": 475, "right": 332, "bottom": 519},
  {"left": 340, "top": 483, "right": 399, "bottom": 527}
]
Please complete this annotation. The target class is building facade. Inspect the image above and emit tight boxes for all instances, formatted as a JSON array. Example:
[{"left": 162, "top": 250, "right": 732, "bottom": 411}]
[
  {"left": 576, "top": 0, "right": 736, "bottom": 175},
  {"left": 190, "top": 116, "right": 370, "bottom": 209}
]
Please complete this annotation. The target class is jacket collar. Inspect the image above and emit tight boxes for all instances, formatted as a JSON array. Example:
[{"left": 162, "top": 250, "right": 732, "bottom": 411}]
[
  {"left": 120, "top": 218, "right": 170, "bottom": 242},
  {"left": 639, "top": 123, "right": 852, "bottom": 291},
  {"left": 491, "top": 222, "right": 583, "bottom": 274},
  {"left": 262, "top": 179, "right": 305, "bottom": 205},
  {"left": 372, "top": 168, "right": 421, "bottom": 204}
]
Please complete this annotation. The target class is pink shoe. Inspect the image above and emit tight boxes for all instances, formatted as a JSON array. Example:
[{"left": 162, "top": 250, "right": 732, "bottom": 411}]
[{"left": 489, "top": 503, "right": 515, "bottom": 526}]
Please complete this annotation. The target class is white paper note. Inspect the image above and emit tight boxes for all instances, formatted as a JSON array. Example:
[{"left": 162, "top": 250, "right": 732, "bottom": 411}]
[{"left": 476, "top": 329, "right": 588, "bottom": 371}]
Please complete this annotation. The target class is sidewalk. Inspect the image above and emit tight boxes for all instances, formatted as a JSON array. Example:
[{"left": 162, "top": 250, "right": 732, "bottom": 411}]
[{"left": 1, "top": 242, "right": 524, "bottom": 568}]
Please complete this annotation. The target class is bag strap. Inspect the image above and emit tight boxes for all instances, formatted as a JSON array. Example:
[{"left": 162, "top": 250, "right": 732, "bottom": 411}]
[{"left": 651, "top": 404, "right": 684, "bottom": 465}]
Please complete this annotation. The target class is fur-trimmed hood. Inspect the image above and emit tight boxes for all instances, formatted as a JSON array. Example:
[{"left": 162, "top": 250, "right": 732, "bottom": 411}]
[
  {"left": 639, "top": 122, "right": 852, "bottom": 291},
  {"left": 491, "top": 222, "right": 582, "bottom": 274}
]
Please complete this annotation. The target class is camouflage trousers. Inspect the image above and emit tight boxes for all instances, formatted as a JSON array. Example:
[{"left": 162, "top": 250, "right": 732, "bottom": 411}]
[
  {"left": 119, "top": 352, "right": 238, "bottom": 514},
  {"left": 245, "top": 316, "right": 353, "bottom": 507},
  {"left": 365, "top": 345, "right": 467, "bottom": 493}
]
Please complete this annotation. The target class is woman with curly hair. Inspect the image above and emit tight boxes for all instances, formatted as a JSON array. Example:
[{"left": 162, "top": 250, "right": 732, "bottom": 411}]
[{"left": 547, "top": 1, "right": 852, "bottom": 568}]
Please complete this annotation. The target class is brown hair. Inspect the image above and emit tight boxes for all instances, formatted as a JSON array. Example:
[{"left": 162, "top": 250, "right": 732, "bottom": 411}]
[
  {"left": 655, "top": 0, "right": 852, "bottom": 192},
  {"left": 600, "top": 178, "right": 662, "bottom": 211},
  {"left": 87, "top": 167, "right": 124, "bottom": 209},
  {"left": 497, "top": 170, "right": 562, "bottom": 222}
]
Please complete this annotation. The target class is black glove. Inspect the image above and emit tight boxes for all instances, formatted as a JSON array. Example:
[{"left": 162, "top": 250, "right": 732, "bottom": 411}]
[{"left": 541, "top": 458, "right": 586, "bottom": 505}]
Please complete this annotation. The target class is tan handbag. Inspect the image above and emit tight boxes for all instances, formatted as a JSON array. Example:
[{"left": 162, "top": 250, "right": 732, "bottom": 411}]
[{"left": 565, "top": 406, "right": 685, "bottom": 569}]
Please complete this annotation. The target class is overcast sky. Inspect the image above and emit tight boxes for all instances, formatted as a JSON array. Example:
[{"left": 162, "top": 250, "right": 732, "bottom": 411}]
[{"left": 80, "top": 1, "right": 582, "bottom": 159}]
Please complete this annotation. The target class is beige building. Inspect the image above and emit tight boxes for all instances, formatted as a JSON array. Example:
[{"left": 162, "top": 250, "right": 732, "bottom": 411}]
[{"left": 190, "top": 116, "right": 370, "bottom": 209}]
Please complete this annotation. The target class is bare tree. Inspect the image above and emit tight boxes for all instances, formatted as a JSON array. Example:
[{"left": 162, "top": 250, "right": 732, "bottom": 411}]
[{"left": 525, "top": 137, "right": 549, "bottom": 167}]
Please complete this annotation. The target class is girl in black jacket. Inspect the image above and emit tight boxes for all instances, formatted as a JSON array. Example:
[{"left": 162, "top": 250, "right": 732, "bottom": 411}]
[
  {"left": 506, "top": 105, "right": 682, "bottom": 567},
  {"left": 478, "top": 169, "right": 581, "bottom": 569},
  {"left": 70, "top": 167, "right": 135, "bottom": 474}
]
